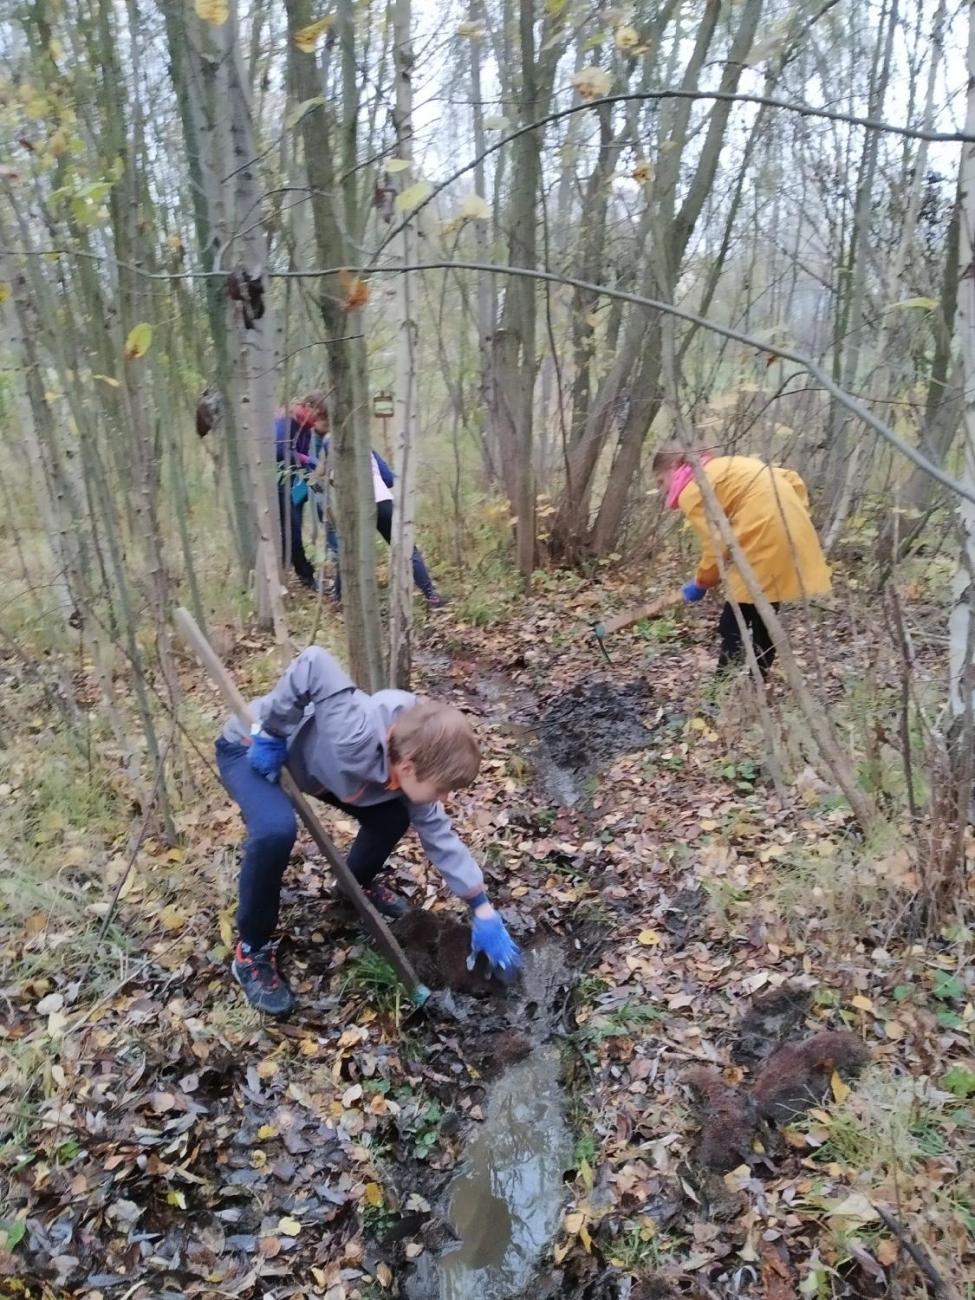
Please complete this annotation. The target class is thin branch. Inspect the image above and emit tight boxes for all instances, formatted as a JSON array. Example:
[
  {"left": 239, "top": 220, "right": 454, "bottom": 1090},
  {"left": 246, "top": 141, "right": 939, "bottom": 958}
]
[
  {"left": 265, "top": 259, "right": 975, "bottom": 507},
  {"left": 873, "top": 1204, "right": 960, "bottom": 1300},
  {"left": 92, "top": 725, "right": 176, "bottom": 957},
  {"left": 369, "top": 88, "right": 974, "bottom": 259}
]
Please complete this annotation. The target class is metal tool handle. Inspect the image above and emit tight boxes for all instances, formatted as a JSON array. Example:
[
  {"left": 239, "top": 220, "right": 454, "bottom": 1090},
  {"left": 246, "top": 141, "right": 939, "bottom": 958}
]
[{"left": 174, "top": 607, "right": 428, "bottom": 1003}]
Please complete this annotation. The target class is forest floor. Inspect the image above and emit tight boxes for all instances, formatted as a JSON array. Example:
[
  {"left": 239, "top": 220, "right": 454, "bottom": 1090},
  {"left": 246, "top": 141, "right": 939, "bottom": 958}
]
[{"left": 1, "top": 566, "right": 974, "bottom": 1300}]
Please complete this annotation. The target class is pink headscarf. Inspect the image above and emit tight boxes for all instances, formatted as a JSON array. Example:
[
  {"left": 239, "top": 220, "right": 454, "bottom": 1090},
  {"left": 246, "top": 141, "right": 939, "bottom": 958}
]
[{"left": 666, "top": 452, "right": 714, "bottom": 509}]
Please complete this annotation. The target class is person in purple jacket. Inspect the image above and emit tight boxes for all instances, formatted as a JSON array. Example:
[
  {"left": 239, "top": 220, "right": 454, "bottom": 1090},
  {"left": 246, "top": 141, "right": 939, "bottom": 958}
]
[
  {"left": 275, "top": 396, "right": 327, "bottom": 589},
  {"left": 216, "top": 646, "right": 521, "bottom": 1015}
]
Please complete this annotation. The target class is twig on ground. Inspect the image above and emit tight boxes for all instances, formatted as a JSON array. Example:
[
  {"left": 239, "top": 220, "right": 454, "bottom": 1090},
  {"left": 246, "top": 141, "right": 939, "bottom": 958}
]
[
  {"left": 874, "top": 1203, "right": 959, "bottom": 1300},
  {"left": 90, "top": 724, "right": 177, "bottom": 963}
]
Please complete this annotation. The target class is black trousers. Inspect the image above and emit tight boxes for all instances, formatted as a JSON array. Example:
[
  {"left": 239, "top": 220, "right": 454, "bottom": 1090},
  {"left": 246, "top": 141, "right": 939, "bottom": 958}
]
[
  {"left": 277, "top": 479, "right": 316, "bottom": 586},
  {"left": 319, "top": 790, "right": 410, "bottom": 887},
  {"left": 717, "top": 601, "right": 780, "bottom": 678},
  {"left": 330, "top": 499, "right": 435, "bottom": 601}
]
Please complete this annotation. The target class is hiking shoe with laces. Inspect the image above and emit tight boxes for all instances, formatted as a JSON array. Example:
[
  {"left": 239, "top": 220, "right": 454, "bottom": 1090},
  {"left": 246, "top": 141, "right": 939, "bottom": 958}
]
[
  {"left": 363, "top": 882, "right": 408, "bottom": 920},
  {"left": 426, "top": 592, "right": 449, "bottom": 609},
  {"left": 232, "top": 941, "right": 295, "bottom": 1016}
]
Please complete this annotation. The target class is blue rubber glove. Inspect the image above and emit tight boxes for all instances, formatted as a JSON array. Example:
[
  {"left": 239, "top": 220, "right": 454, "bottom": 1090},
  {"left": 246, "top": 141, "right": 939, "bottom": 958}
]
[
  {"left": 248, "top": 728, "right": 288, "bottom": 783},
  {"left": 469, "top": 912, "right": 523, "bottom": 981},
  {"left": 682, "top": 581, "right": 708, "bottom": 604}
]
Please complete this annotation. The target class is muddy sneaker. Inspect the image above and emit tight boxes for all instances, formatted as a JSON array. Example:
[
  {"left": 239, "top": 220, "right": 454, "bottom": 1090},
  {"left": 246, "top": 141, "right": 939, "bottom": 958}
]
[
  {"left": 232, "top": 942, "right": 295, "bottom": 1016},
  {"left": 363, "top": 882, "right": 409, "bottom": 920},
  {"left": 425, "top": 592, "right": 449, "bottom": 609}
]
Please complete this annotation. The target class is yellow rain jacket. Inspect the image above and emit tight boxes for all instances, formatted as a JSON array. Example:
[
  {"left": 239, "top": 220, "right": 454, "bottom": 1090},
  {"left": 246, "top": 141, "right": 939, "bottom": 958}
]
[{"left": 677, "top": 456, "right": 831, "bottom": 604}]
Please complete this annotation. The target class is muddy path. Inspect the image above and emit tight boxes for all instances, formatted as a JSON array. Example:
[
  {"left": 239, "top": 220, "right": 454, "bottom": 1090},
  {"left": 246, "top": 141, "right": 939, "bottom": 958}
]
[
  {"left": 376, "top": 642, "right": 669, "bottom": 1299},
  {"left": 9, "top": 585, "right": 962, "bottom": 1300}
]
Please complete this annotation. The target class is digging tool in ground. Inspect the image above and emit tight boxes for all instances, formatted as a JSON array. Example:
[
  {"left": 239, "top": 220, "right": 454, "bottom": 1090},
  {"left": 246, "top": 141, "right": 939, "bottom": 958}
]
[
  {"left": 174, "top": 607, "right": 439, "bottom": 1011},
  {"left": 591, "top": 590, "right": 682, "bottom": 662}
]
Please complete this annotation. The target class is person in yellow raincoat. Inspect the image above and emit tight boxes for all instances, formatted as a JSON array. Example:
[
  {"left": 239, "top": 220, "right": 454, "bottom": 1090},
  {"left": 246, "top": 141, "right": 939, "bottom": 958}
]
[{"left": 652, "top": 448, "right": 831, "bottom": 677}]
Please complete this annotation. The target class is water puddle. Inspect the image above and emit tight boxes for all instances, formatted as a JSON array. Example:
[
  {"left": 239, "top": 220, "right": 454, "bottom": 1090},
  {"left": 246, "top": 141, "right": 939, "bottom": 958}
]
[{"left": 437, "top": 945, "right": 572, "bottom": 1300}]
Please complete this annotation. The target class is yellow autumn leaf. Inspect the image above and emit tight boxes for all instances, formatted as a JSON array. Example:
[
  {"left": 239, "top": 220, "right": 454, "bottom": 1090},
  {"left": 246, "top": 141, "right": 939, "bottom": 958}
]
[
  {"left": 0, "top": 283, "right": 9, "bottom": 305},
  {"left": 123, "top": 321, "right": 153, "bottom": 361},
  {"left": 294, "top": 16, "right": 333, "bottom": 53},
  {"left": 564, "top": 1210, "right": 586, "bottom": 1235},
  {"left": 286, "top": 95, "right": 326, "bottom": 129},
  {"left": 614, "top": 24, "right": 639, "bottom": 50},
  {"left": 395, "top": 179, "right": 433, "bottom": 213},
  {"left": 850, "top": 994, "right": 874, "bottom": 1013},
  {"left": 884, "top": 1020, "right": 906, "bottom": 1041},
  {"left": 376, "top": 1262, "right": 393, "bottom": 1288},
  {"left": 257, "top": 1124, "right": 278, "bottom": 1140},
  {"left": 637, "top": 928, "right": 659, "bottom": 946},
  {"left": 299, "top": 1037, "right": 319, "bottom": 1057},
  {"left": 92, "top": 373, "right": 120, "bottom": 388},
  {"left": 459, "top": 193, "right": 490, "bottom": 221},
  {"left": 278, "top": 1215, "right": 302, "bottom": 1237},
  {"left": 385, "top": 158, "right": 410, "bottom": 173},
  {"left": 830, "top": 1070, "right": 851, "bottom": 1103},
  {"left": 159, "top": 904, "right": 186, "bottom": 931},
  {"left": 364, "top": 1181, "right": 383, "bottom": 1207},
  {"left": 251, "top": 1149, "right": 267, "bottom": 1168},
  {"left": 579, "top": 1223, "right": 593, "bottom": 1252},
  {"left": 552, "top": 1237, "right": 573, "bottom": 1265},
  {"left": 256, "top": 1057, "right": 278, "bottom": 1079},
  {"left": 195, "top": 0, "right": 229, "bottom": 24},
  {"left": 166, "top": 1189, "right": 187, "bottom": 1209},
  {"left": 571, "top": 66, "right": 611, "bottom": 100},
  {"left": 781, "top": 1126, "right": 808, "bottom": 1149},
  {"left": 218, "top": 909, "right": 234, "bottom": 949}
]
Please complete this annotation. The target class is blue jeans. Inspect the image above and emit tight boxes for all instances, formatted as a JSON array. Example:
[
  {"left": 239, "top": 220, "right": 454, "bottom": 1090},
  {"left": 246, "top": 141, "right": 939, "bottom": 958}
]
[{"left": 215, "top": 738, "right": 410, "bottom": 948}]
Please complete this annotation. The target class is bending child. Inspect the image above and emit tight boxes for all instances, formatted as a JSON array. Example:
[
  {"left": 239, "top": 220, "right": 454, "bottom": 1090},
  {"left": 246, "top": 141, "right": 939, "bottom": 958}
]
[
  {"left": 216, "top": 646, "right": 520, "bottom": 1015},
  {"left": 653, "top": 448, "right": 831, "bottom": 678}
]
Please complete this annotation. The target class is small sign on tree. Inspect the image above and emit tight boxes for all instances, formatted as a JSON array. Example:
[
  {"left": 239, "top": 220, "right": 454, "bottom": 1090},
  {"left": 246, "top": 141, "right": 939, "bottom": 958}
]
[{"left": 372, "top": 391, "right": 394, "bottom": 419}]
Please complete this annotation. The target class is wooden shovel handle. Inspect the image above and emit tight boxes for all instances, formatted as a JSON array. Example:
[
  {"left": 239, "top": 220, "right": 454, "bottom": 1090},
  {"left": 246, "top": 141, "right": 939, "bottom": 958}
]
[
  {"left": 596, "top": 591, "right": 682, "bottom": 637},
  {"left": 174, "top": 608, "right": 427, "bottom": 1000}
]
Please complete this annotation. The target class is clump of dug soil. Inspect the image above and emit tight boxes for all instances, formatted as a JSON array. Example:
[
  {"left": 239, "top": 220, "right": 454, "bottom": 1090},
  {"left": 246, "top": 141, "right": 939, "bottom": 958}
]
[
  {"left": 395, "top": 910, "right": 498, "bottom": 995},
  {"left": 731, "top": 983, "right": 813, "bottom": 1066},
  {"left": 684, "top": 1030, "right": 869, "bottom": 1172}
]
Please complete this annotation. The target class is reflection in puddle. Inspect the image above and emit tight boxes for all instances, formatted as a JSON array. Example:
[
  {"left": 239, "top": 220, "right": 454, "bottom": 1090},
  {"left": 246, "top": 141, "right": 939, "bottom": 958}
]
[{"left": 439, "top": 948, "right": 572, "bottom": 1300}]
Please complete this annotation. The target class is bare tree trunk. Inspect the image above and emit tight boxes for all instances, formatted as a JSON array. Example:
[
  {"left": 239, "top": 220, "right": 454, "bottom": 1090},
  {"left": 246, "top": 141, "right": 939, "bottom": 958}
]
[
  {"left": 388, "top": 0, "right": 419, "bottom": 688},
  {"left": 160, "top": 0, "right": 255, "bottom": 581},
  {"left": 499, "top": 0, "right": 541, "bottom": 582},
  {"left": 881, "top": 196, "right": 963, "bottom": 562},
  {"left": 285, "top": 0, "right": 384, "bottom": 689},
  {"left": 823, "top": 0, "right": 900, "bottom": 550},
  {"left": 219, "top": 1, "right": 289, "bottom": 642},
  {"left": 0, "top": 260, "right": 82, "bottom": 632},
  {"left": 942, "top": 0, "right": 975, "bottom": 920},
  {"left": 590, "top": 0, "right": 764, "bottom": 555},
  {"left": 468, "top": 0, "right": 499, "bottom": 486}
]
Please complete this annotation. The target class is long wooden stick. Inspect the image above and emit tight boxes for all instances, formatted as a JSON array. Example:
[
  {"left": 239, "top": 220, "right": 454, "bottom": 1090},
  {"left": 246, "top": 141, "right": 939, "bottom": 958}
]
[
  {"left": 594, "top": 591, "right": 682, "bottom": 639},
  {"left": 174, "top": 608, "right": 428, "bottom": 1002}
]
